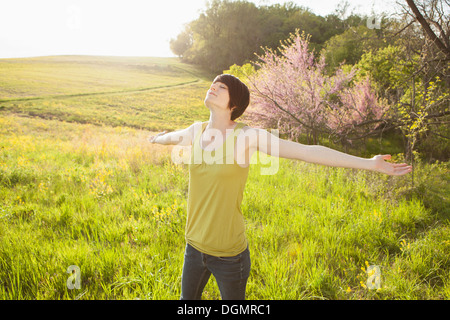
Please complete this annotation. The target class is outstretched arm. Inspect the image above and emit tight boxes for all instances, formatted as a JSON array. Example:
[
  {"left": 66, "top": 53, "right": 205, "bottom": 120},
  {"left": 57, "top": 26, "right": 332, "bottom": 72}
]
[
  {"left": 250, "top": 128, "right": 412, "bottom": 176},
  {"left": 148, "top": 123, "right": 195, "bottom": 146}
]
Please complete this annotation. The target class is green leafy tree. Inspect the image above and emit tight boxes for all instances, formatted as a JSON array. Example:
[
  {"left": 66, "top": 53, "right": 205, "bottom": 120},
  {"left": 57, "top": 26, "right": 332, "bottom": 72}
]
[
  {"left": 321, "top": 25, "right": 386, "bottom": 72},
  {"left": 178, "top": 0, "right": 262, "bottom": 73},
  {"left": 170, "top": 0, "right": 357, "bottom": 73},
  {"left": 354, "top": 45, "right": 418, "bottom": 104},
  {"left": 169, "top": 26, "right": 193, "bottom": 58}
]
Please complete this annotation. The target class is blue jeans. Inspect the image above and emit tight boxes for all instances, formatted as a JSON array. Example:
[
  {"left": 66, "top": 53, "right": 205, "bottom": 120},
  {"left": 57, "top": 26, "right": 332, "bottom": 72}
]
[{"left": 180, "top": 243, "right": 251, "bottom": 300}]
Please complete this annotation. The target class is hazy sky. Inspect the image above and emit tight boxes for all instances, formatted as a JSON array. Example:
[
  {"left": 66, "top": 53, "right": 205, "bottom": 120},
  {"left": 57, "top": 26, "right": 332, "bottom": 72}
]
[{"left": 0, "top": 0, "right": 396, "bottom": 59}]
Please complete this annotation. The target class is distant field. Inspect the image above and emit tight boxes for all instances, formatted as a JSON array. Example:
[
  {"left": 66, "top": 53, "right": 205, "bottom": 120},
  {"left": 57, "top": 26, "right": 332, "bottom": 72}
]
[
  {"left": 0, "top": 56, "right": 448, "bottom": 300},
  {"left": 0, "top": 55, "right": 212, "bottom": 131},
  {"left": 0, "top": 56, "right": 209, "bottom": 99}
]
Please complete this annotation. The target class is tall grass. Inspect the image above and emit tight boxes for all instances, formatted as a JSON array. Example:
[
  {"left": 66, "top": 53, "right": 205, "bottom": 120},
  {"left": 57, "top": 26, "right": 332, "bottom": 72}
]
[
  {"left": 0, "top": 113, "right": 448, "bottom": 300},
  {"left": 0, "top": 114, "right": 187, "bottom": 299}
]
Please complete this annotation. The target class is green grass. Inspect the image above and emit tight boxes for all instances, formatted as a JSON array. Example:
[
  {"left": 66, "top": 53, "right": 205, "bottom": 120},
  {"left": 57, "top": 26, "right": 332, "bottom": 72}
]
[
  {"left": 0, "top": 55, "right": 212, "bottom": 131},
  {"left": 0, "top": 55, "right": 211, "bottom": 99},
  {"left": 0, "top": 56, "right": 449, "bottom": 300}
]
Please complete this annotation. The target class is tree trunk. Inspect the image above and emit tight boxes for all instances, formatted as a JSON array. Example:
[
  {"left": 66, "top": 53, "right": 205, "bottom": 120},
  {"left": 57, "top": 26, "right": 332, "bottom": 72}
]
[{"left": 405, "top": 0, "right": 450, "bottom": 59}]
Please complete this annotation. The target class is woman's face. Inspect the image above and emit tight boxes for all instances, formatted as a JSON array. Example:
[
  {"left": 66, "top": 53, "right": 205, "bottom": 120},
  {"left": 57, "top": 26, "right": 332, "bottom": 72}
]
[{"left": 204, "top": 81, "right": 231, "bottom": 111}]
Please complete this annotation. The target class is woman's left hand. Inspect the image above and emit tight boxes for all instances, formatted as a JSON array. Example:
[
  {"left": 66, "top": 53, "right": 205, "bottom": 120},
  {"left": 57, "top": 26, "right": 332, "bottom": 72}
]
[{"left": 372, "top": 154, "right": 413, "bottom": 176}]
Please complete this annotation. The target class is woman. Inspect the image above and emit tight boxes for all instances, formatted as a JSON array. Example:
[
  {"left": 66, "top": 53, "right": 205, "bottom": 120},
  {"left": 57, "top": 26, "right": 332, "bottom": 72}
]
[{"left": 149, "top": 74, "right": 412, "bottom": 300}]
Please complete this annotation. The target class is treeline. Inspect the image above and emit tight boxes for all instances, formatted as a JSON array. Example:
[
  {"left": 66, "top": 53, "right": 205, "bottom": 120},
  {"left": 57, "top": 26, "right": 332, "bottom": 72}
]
[{"left": 170, "top": 0, "right": 369, "bottom": 74}]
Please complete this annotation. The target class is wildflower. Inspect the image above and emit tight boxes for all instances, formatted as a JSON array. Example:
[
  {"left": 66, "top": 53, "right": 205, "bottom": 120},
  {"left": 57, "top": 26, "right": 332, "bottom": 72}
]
[
  {"left": 17, "top": 155, "right": 29, "bottom": 168},
  {"left": 400, "top": 239, "right": 411, "bottom": 252},
  {"left": 16, "top": 196, "right": 24, "bottom": 205},
  {"left": 38, "top": 182, "right": 48, "bottom": 193}
]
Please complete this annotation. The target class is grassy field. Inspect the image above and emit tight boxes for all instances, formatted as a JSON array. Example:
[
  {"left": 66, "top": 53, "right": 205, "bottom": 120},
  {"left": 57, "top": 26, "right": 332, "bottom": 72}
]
[
  {"left": 0, "top": 56, "right": 449, "bottom": 300},
  {"left": 0, "top": 55, "right": 212, "bottom": 131}
]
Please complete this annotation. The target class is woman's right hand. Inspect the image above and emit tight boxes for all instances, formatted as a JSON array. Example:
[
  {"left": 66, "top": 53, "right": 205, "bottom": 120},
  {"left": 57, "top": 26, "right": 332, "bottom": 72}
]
[{"left": 148, "top": 131, "right": 167, "bottom": 144}]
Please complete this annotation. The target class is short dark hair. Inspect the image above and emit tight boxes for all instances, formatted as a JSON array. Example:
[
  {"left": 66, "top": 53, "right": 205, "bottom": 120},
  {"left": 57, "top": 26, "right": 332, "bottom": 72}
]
[{"left": 213, "top": 74, "right": 250, "bottom": 121}]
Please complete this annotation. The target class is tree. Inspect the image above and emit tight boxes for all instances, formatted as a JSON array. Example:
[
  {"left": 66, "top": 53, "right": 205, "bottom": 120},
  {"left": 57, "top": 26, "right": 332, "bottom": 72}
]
[
  {"left": 321, "top": 25, "right": 385, "bottom": 72},
  {"left": 169, "top": 26, "right": 193, "bottom": 58},
  {"left": 237, "top": 31, "right": 388, "bottom": 148},
  {"left": 170, "top": 0, "right": 354, "bottom": 73},
  {"left": 175, "top": 0, "right": 262, "bottom": 73},
  {"left": 389, "top": 0, "right": 450, "bottom": 161},
  {"left": 404, "top": 0, "right": 450, "bottom": 60},
  {"left": 354, "top": 45, "right": 417, "bottom": 105},
  {"left": 353, "top": 43, "right": 449, "bottom": 161}
]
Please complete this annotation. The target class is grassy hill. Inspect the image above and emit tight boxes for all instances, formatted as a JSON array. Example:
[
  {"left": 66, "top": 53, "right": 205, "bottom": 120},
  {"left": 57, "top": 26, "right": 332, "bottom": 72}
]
[
  {"left": 0, "top": 56, "right": 448, "bottom": 300},
  {"left": 0, "top": 55, "right": 213, "bottom": 131}
]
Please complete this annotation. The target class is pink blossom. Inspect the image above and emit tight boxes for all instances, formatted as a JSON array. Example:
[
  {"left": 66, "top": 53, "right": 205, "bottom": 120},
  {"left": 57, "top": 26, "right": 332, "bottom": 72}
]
[{"left": 245, "top": 31, "right": 387, "bottom": 144}]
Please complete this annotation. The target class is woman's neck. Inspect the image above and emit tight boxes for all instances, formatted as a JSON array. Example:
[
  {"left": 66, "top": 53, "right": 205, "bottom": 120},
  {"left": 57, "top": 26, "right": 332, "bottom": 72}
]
[{"left": 207, "top": 112, "right": 236, "bottom": 132}]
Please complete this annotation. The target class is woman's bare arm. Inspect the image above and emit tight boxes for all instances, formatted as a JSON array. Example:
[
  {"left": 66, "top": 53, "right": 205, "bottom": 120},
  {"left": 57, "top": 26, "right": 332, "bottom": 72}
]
[
  {"left": 148, "top": 123, "right": 196, "bottom": 146},
  {"left": 246, "top": 128, "right": 412, "bottom": 176}
]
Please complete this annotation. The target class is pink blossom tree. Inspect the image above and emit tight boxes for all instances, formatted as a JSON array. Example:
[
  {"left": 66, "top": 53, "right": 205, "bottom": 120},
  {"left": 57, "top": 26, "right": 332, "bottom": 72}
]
[{"left": 241, "top": 30, "right": 389, "bottom": 147}]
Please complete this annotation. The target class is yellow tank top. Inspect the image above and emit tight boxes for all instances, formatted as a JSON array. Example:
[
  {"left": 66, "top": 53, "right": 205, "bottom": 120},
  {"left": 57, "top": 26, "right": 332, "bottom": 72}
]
[{"left": 186, "top": 121, "right": 250, "bottom": 257}]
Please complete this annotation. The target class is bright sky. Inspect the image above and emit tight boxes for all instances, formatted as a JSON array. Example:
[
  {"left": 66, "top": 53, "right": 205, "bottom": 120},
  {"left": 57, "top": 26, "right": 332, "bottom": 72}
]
[{"left": 0, "top": 0, "right": 396, "bottom": 59}]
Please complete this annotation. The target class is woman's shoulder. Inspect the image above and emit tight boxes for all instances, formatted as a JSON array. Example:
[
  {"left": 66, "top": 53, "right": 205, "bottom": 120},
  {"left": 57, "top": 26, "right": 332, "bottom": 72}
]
[{"left": 240, "top": 124, "right": 263, "bottom": 134}]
